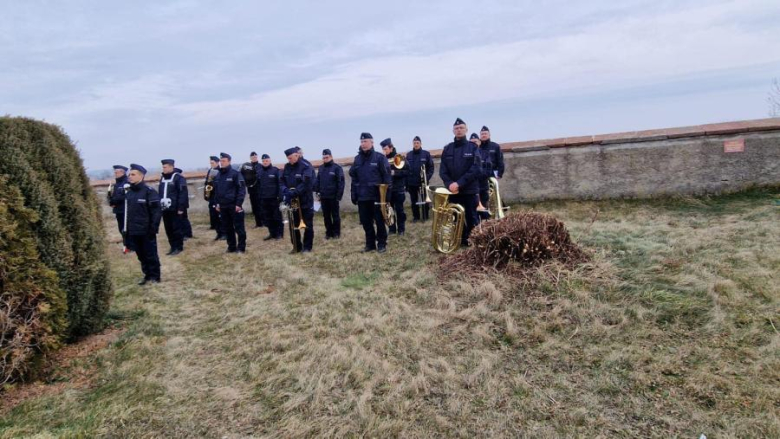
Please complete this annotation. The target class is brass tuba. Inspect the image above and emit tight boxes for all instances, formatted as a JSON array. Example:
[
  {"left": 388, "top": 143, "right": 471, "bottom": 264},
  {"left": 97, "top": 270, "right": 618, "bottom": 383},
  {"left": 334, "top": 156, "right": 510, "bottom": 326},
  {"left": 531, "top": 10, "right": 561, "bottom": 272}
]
[
  {"left": 283, "top": 197, "right": 307, "bottom": 253},
  {"left": 431, "top": 187, "right": 465, "bottom": 253},
  {"left": 487, "top": 177, "right": 509, "bottom": 219},
  {"left": 376, "top": 183, "right": 396, "bottom": 227}
]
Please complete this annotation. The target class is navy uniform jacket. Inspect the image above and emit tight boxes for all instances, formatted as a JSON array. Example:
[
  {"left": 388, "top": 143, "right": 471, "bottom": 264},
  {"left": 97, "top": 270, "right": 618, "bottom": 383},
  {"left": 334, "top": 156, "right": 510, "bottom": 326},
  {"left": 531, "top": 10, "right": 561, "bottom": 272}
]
[
  {"left": 256, "top": 165, "right": 282, "bottom": 200},
  {"left": 349, "top": 149, "right": 391, "bottom": 202},
  {"left": 158, "top": 172, "right": 189, "bottom": 211},
  {"left": 476, "top": 143, "right": 493, "bottom": 191},
  {"left": 109, "top": 175, "right": 129, "bottom": 214},
  {"left": 281, "top": 160, "right": 315, "bottom": 209},
  {"left": 439, "top": 137, "right": 482, "bottom": 195},
  {"left": 387, "top": 152, "right": 409, "bottom": 194},
  {"left": 124, "top": 182, "right": 162, "bottom": 236},
  {"left": 314, "top": 161, "right": 345, "bottom": 200},
  {"left": 214, "top": 166, "right": 246, "bottom": 207},
  {"left": 405, "top": 148, "right": 434, "bottom": 187},
  {"left": 482, "top": 140, "right": 505, "bottom": 178}
]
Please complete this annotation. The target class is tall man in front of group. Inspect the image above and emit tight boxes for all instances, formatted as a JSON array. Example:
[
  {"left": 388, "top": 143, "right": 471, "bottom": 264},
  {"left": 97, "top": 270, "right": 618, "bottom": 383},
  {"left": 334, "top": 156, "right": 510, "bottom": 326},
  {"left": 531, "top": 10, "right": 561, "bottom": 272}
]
[
  {"left": 214, "top": 152, "right": 247, "bottom": 253},
  {"left": 349, "top": 132, "right": 391, "bottom": 253},
  {"left": 205, "top": 156, "right": 224, "bottom": 240},
  {"left": 440, "top": 118, "right": 482, "bottom": 247},
  {"left": 280, "top": 147, "right": 315, "bottom": 253},
  {"left": 381, "top": 138, "right": 409, "bottom": 235},
  {"left": 405, "top": 136, "right": 434, "bottom": 223},
  {"left": 107, "top": 165, "right": 134, "bottom": 251},
  {"left": 257, "top": 154, "right": 284, "bottom": 240},
  {"left": 314, "top": 149, "right": 345, "bottom": 239},
  {"left": 124, "top": 164, "right": 162, "bottom": 285},
  {"left": 159, "top": 159, "right": 188, "bottom": 255}
]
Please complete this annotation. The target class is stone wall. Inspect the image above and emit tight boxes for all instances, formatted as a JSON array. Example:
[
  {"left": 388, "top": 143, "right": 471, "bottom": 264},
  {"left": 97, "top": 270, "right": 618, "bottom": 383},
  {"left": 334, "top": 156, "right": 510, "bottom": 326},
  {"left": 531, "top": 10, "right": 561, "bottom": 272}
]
[{"left": 94, "top": 118, "right": 780, "bottom": 216}]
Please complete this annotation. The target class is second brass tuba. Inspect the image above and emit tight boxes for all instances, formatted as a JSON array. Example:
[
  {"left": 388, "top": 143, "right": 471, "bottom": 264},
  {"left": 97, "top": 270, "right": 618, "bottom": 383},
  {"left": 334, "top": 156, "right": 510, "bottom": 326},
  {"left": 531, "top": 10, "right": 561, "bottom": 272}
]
[
  {"left": 431, "top": 187, "right": 465, "bottom": 253},
  {"left": 487, "top": 177, "right": 509, "bottom": 219},
  {"left": 376, "top": 183, "right": 396, "bottom": 227}
]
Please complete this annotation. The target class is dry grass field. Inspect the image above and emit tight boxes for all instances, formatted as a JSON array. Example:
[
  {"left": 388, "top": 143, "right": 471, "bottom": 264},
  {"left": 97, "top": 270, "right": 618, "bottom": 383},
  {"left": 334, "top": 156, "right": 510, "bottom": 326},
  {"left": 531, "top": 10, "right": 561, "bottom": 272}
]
[{"left": 1, "top": 188, "right": 778, "bottom": 438}]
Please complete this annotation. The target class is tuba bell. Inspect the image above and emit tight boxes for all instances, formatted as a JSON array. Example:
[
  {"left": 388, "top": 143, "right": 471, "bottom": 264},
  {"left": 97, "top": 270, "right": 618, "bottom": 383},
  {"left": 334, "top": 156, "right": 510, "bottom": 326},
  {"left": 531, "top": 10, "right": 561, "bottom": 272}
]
[
  {"left": 376, "top": 183, "right": 396, "bottom": 227},
  {"left": 431, "top": 187, "right": 465, "bottom": 253},
  {"left": 487, "top": 177, "right": 509, "bottom": 219}
]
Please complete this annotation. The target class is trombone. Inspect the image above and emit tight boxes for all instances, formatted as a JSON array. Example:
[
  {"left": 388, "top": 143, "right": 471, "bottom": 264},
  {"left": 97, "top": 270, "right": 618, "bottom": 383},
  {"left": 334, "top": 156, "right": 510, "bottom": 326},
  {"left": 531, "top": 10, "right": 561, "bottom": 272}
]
[
  {"left": 282, "top": 197, "right": 307, "bottom": 253},
  {"left": 417, "top": 164, "right": 432, "bottom": 220}
]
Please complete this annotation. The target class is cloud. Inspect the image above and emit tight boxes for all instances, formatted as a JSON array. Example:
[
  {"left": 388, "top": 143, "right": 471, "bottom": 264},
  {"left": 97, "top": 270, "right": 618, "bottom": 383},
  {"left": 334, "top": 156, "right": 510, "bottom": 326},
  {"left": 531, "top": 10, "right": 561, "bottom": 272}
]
[{"left": 174, "top": 1, "right": 780, "bottom": 124}]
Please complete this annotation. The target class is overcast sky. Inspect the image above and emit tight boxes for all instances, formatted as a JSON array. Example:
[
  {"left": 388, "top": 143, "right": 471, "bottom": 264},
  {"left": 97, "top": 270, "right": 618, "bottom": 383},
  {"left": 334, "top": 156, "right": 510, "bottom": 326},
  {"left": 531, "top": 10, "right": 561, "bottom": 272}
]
[{"left": 2, "top": 0, "right": 780, "bottom": 172}]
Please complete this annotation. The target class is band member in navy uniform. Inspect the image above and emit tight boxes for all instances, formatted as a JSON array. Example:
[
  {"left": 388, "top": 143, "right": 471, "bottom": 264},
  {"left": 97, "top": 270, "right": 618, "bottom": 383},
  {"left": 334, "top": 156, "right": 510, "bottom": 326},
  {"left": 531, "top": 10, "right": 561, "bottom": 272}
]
[
  {"left": 214, "top": 152, "right": 247, "bottom": 253},
  {"left": 405, "top": 136, "right": 434, "bottom": 223},
  {"left": 381, "top": 138, "right": 409, "bottom": 235},
  {"left": 124, "top": 164, "right": 162, "bottom": 285},
  {"left": 479, "top": 126, "right": 505, "bottom": 179},
  {"left": 280, "top": 147, "right": 315, "bottom": 253},
  {"left": 440, "top": 118, "right": 482, "bottom": 246},
  {"left": 173, "top": 167, "right": 193, "bottom": 239},
  {"left": 295, "top": 146, "right": 312, "bottom": 167},
  {"left": 108, "top": 165, "right": 135, "bottom": 251},
  {"left": 471, "top": 133, "right": 490, "bottom": 220},
  {"left": 242, "top": 152, "right": 264, "bottom": 228},
  {"left": 159, "top": 159, "right": 187, "bottom": 255},
  {"left": 205, "top": 156, "right": 224, "bottom": 240},
  {"left": 313, "top": 149, "right": 345, "bottom": 239},
  {"left": 257, "top": 154, "right": 284, "bottom": 240},
  {"left": 349, "top": 132, "right": 391, "bottom": 253}
]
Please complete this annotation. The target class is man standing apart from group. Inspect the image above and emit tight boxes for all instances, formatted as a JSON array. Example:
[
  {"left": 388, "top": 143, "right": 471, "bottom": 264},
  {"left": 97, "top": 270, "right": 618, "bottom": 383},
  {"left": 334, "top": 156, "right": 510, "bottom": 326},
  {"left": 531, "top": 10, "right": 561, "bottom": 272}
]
[
  {"left": 281, "top": 147, "right": 315, "bottom": 253},
  {"left": 124, "top": 164, "right": 162, "bottom": 285},
  {"left": 381, "top": 138, "right": 409, "bottom": 235},
  {"left": 314, "top": 149, "right": 345, "bottom": 239},
  {"left": 256, "top": 153, "right": 284, "bottom": 241},
  {"left": 350, "top": 132, "right": 391, "bottom": 253},
  {"left": 440, "top": 118, "right": 482, "bottom": 246},
  {"left": 159, "top": 159, "right": 187, "bottom": 256},
  {"left": 214, "top": 152, "right": 247, "bottom": 253},
  {"left": 405, "top": 136, "right": 434, "bottom": 223}
]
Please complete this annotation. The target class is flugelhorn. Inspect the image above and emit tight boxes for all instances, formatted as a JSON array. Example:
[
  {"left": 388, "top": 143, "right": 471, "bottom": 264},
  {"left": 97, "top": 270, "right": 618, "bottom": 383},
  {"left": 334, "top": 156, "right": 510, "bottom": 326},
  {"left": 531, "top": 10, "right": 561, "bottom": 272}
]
[{"left": 431, "top": 187, "right": 465, "bottom": 253}]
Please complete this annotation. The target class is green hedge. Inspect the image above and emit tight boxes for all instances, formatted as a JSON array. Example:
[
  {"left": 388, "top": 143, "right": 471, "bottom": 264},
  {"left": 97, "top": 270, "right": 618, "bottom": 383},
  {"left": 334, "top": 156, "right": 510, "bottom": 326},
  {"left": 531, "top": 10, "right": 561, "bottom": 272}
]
[{"left": 0, "top": 117, "right": 112, "bottom": 382}]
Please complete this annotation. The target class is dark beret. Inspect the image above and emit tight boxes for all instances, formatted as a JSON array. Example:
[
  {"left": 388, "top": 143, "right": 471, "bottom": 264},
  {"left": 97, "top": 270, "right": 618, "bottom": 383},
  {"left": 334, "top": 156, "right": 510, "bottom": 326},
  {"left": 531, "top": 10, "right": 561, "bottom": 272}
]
[
  {"left": 470, "top": 133, "right": 479, "bottom": 140},
  {"left": 220, "top": 152, "right": 231, "bottom": 160},
  {"left": 284, "top": 147, "right": 297, "bottom": 157},
  {"left": 113, "top": 165, "right": 128, "bottom": 171},
  {"left": 261, "top": 154, "right": 270, "bottom": 159},
  {"left": 413, "top": 136, "right": 421, "bottom": 142},
  {"left": 481, "top": 125, "right": 490, "bottom": 132},
  {"left": 453, "top": 117, "right": 466, "bottom": 126},
  {"left": 129, "top": 163, "right": 147, "bottom": 174},
  {"left": 210, "top": 155, "right": 219, "bottom": 162},
  {"left": 380, "top": 138, "right": 392, "bottom": 147},
  {"left": 161, "top": 159, "right": 175, "bottom": 165},
  {"left": 322, "top": 149, "right": 332, "bottom": 156},
  {"left": 360, "top": 132, "right": 373, "bottom": 140},
  {"left": 250, "top": 151, "right": 258, "bottom": 157}
]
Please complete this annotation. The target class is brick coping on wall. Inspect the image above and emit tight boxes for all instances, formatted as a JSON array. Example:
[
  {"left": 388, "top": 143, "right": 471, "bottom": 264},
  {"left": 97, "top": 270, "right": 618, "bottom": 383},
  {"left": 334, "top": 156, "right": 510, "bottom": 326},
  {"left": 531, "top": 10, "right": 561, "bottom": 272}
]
[{"left": 90, "top": 117, "right": 780, "bottom": 187}]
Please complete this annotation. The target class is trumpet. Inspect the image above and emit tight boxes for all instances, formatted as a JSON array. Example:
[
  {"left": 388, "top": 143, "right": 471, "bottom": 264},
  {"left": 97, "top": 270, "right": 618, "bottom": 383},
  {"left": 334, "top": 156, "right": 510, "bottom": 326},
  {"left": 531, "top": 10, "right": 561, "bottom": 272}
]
[
  {"left": 431, "top": 187, "right": 465, "bottom": 253},
  {"left": 376, "top": 183, "right": 396, "bottom": 227}
]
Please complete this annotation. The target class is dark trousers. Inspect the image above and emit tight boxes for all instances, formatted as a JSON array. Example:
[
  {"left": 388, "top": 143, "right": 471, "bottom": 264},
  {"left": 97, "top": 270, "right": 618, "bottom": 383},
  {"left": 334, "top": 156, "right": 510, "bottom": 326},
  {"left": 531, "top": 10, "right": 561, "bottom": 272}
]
[
  {"left": 320, "top": 198, "right": 341, "bottom": 237},
  {"left": 180, "top": 209, "right": 193, "bottom": 238},
  {"left": 291, "top": 208, "right": 314, "bottom": 251},
  {"left": 449, "top": 193, "right": 479, "bottom": 245},
  {"left": 128, "top": 234, "right": 160, "bottom": 280},
  {"left": 162, "top": 211, "right": 184, "bottom": 251},
  {"left": 208, "top": 200, "right": 218, "bottom": 229},
  {"left": 248, "top": 189, "right": 263, "bottom": 227},
  {"left": 114, "top": 211, "right": 136, "bottom": 251},
  {"left": 260, "top": 198, "right": 284, "bottom": 238},
  {"left": 220, "top": 207, "right": 247, "bottom": 251},
  {"left": 358, "top": 201, "right": 387, "bottom": 250},
  {"left": 478, "top": 186, "right": 491, "bottom": 220},
  {"left": 388, "top": 192, "right": 406, "bottom": 234},
  {"left": 408, "top": 186, "right": 430, "bottom": 221}
]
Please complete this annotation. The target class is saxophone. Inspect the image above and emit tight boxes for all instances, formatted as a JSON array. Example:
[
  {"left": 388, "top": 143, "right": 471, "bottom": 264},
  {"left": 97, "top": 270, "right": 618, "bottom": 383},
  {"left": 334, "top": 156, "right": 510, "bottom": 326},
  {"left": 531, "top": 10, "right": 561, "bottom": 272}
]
[
  {"left": 376, "top": 183, "right": 396, "bottom": 227},
  {"left": 487, "top": 177, "right": 508, "bottom": 219},
  {"left": 431, "top": 187, "right": 465, "bottom": 253}
]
